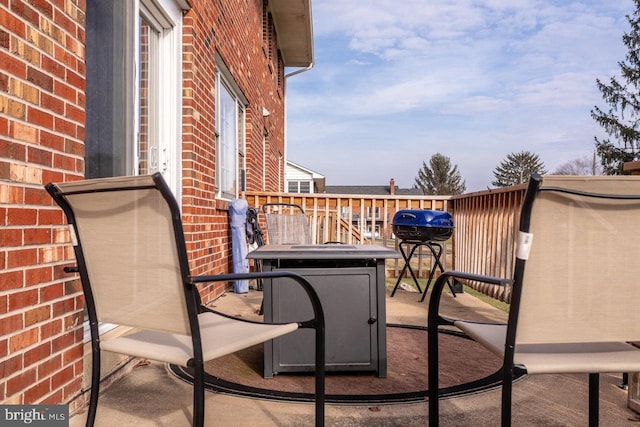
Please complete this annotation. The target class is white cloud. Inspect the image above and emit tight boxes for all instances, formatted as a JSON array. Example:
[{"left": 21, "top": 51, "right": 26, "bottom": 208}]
[{"left": 286, "top": 0, "right": 634, "bottom": 191}]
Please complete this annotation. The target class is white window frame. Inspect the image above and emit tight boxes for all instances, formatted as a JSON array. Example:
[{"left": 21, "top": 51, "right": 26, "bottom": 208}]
[{"left": 215, "top": 57, "right": 248, "bottom": 200}]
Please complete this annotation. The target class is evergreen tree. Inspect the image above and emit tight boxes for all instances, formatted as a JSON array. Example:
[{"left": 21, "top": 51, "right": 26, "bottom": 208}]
[
  {"left": 591, "top": 0, "right": 640, "bottom": 175},
  {"left": 414, "top": 153, "right": 466, "bottom": 195},
  {"left": 492, "top": 151, "right": 547, "bottom": 187}
]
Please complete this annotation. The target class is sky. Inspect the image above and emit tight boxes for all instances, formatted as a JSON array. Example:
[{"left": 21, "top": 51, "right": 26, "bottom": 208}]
[{"left": 284, "top": 0, "right": 634, "bottom": 192}]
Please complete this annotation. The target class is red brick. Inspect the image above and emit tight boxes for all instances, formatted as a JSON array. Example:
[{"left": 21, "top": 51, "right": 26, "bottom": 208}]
[
  {"left": 0, "top": 228, "right": 22, "bottom": 246},
  {"left": 24, "top": 378, "right": 51, "bottom": 403},
  {"left": 8, "top": 288, "right": 38, "bottom": 311},
  {"left": 41, "top": 170, "right": 65, "bottom": 187},
  {"left": 0, "top": 313, "right": 24, "bottom": 335},
  {"left": 40, "top": 283, "right": 64, "bottom": 303},
  {"left": 64, "top": 138, "right": 83, "bottom": 156},
  {"left": 40, "top": 318, "right": 62, "bottom": 340},
  {"left": 0, "top": 339, "right": 8, "bottom": 359},
  {"left": 40, "top": 93, "right": 64, "bottom": 115},
  {"left": 40, "top": 130, "right": 65, "bottom": 151},
  {"left": 38, "top": 208, "right": 63, "bottom": 225},
  {"left": 63, "top": 279, "right": 81, "bottom": 296},
  {"left": 41, "top": 54, "right": 65, "bottom": 78},
  {"left": 24, "top": 342, "right": 51, "bottom": 367},
  {"left": 51, "top": 331, "right": 74, "bottom": 353},
  {"left": 62, "top": 343, "right": 82, "bottom": 365},
  {"left": 51, "top": 365, "right": 73, "bottom": 390},
  {"left": 24, "top": 187, "right": 50, "bottom": 205},
  {"left": 23, "top": 228, "right": 51, "bottom": 245},
  {"left": 7, "top": 247, "right": 38, "bottom": 268},
  {"left": 0, "top": 8, "right": 26, "bottom": 39},
  {"left": 25, "top": 305, "right": 51, "bottom": 327},
  {"left": 27, "top": 106, "right": 54, "bottom": 128},
  {"left": 9, "top": 327, "right": 39, "bottom": 353},
  {"left": 53, "top": 152, "right": 76, "bottom": 170},
  {"left": 52, "top": 80, "right": 76, "bottom": 103},
  {"left": 7, "top": 207, "right": 37, "bottom": 225},
  {"left": 25, "top": 266, "right": 53, "bottom": 286},
  {"left": 0, "top": 354, "right": 23, "bottom": 379},
  {"left": 0, "top": 295, "right": 7, "bottom": 314},
  {"left": 0, "top": 139, "right": 27, "bottom": 162},
  {"left": 27, "top": 145, "right": 53, "bottom": 167},
  {"left": 65, "top": 102, "right": 84, "bottom": 124},
  {"left": 0, "top": 28, "right": 8, "bottom": 49},
  {"left": 0, "top": 270, "right": 23, "bottom": 291},
  {"left": 11, "top": 0, "right": 40, "bottom": 27},
  {"left": 37, "top": 354, "right": 62, "bottom": 379},
  {"left": 26, "top": 66, "right": 53, "bottom": 92},
  {"left": 29, "top": 0, "right": 53, "bottom": 18}
]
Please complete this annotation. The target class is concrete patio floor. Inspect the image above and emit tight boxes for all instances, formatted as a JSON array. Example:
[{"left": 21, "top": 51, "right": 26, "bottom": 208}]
[{"left": 69, "top": 285, "right": 640, "bottom": 426}]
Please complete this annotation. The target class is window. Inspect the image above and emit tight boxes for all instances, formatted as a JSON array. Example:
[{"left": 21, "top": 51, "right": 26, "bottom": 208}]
[
  {"left": 216, "top": 59, "right": 247, "bottom": 200},
  {"left": 288, "top": 181, "right": 311, "bottom": 193},
  {"left": 85, "top": 0, "right": 184, "bottom": 193}
]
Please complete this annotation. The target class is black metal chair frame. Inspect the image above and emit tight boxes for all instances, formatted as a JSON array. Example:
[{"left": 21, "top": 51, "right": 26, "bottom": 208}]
[
  {"left": 46, "top": 174, "right": 326, "bottom": 427},
  {"left": 427, "top": 173, "right": 640, "bottom": 427}
]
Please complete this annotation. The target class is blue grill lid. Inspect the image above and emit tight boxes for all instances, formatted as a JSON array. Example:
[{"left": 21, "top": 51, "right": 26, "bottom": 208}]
[{"left": 392, "top": 209, "right": 453, "bottom": 228}]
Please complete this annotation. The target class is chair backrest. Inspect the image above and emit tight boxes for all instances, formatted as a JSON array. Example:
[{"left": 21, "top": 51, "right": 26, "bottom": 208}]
[
  {"left": 46, "top": 174, "right": 193, "bottom": 336},
  {"left": 262, "top": 203, "right": 312, "bottom": 245},
  {"left": 513, "top": 174, "right": 640, "bottom": 345}
]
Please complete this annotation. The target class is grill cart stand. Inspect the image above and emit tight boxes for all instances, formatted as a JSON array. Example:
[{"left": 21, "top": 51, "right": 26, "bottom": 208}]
[
  {"left": 390, "top": 209, "right": 457, "bottom": 301},
  {"left": 390, "top": 239, "right": 456, "bottom": 302}
]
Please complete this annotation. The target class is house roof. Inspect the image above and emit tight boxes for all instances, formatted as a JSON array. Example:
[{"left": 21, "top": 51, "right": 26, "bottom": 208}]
[
  {"left": 324, "top": 185, "right": 423, "bottom": 196},
  {"left": 270, "top": 0, "right": 313, "bottom": 67},
  {"left": 286, "top": 160, "right": 324, "bottom": 179}
]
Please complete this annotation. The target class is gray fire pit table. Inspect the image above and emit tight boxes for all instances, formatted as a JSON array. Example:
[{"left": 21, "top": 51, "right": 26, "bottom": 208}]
[{"left": 247, "top": 244, "right": 400, "bottom": 379}]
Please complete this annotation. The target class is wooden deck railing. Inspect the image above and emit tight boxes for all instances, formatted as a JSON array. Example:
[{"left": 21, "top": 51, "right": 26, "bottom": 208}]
[
  {"left": 244, "top": 191, "right": 453, "bottom": 279},
  {"left": 245, "top": 184, "right": 526, "bottom": 304},
  {"left": 451, "top": 184, "right": 526, "bottom": 303}
]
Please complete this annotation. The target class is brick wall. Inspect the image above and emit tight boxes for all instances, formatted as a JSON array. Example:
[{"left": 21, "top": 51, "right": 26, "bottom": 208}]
[
  {"left": 0, "top": 0, "right": 86, "bottom": 408},
  {"left": 1, "top": 0, "right": 292, "bottom": 409},
  {"left": 182, "top": 0, "right": 286, "bottom": 303}
]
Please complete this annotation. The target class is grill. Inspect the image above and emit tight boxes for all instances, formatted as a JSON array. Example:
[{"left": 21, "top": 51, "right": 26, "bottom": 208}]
[{"left": 392, "top": 209, "right": 454, "bottom": 242}]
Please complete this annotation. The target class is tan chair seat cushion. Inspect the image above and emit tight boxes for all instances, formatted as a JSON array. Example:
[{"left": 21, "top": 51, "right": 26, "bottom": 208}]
[
  {"left": 101, "top": 311, "right": 298, "bottom": 366},
  {"left": 455, "top": 320, "right": 640, "bottom": 374}
]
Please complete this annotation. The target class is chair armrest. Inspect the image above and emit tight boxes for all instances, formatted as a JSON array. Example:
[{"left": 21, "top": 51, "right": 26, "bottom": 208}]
[
  {"left": 427, "top": 270, "right": 510, "bottom": 327},
  {"left": 63, "top": 266, "right": 79, "bottom": 273},
  {"left": 190, "top": 271, "right": 325, "bottom": 330}
]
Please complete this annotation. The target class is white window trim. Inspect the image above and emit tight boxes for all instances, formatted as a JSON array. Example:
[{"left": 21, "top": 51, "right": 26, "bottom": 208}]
[{"left": 215, "top": 55, "right": 248, "bottom": 200}]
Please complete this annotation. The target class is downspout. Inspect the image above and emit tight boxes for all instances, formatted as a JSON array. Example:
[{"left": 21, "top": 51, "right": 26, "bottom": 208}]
[{"left": 283, "top": 62, "right": 314, "bottom": 192}]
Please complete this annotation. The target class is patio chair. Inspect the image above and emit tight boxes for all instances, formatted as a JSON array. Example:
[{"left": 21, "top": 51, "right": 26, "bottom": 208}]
[
  {"left": 262, "top": 202, "right": 312, "bottom": 245},
  {"left": 45, "top": 173, "right": 325, "bottom": 427},
  {"left": 427, "top": 174, "right": 640, "bottom": 427}
]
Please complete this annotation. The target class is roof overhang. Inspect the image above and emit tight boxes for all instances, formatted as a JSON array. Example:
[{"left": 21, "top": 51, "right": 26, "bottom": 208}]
[{"left": 269, "top": 0, "right": 314, "bottom": 67}]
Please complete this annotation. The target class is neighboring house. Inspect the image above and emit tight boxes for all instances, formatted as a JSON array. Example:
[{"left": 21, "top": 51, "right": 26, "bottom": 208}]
[
  {"left": 0, "top": 0, "right": 312, "bottom": 413},
  {"left": 325, "top": 179, "right": 423, "bottom": 238},
  {"left": 285, "top": 160, "right": 325, "bottom": 193}
]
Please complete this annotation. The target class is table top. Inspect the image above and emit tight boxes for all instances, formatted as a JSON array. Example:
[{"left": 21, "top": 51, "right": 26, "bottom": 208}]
[{"left": 247, "top": 243, "right": 401, "bottom": 260}]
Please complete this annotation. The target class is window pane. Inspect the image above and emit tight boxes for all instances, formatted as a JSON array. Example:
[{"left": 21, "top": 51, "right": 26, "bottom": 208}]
[
  {"left": 219, "top": 83, "right": 237, "bottom": 197},
  {"left": 300, "top": 181, "right": 310, "bottom": 193},
  {"left": 137, "top": 16, "right": 159, "bottom": 175},
  {"left": 288, "top": 181, "right": 297, "bottom": 192}
]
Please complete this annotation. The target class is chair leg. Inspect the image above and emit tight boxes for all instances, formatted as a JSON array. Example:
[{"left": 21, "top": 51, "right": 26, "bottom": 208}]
[
  {"left": 85, "top": 346, "right": 101, "bottom": 427},
  {"left": 427, "top": 323, "right": 440, "bottom": 426},
  {"left": 193, "top": 361, "right": 205, "bottom": 427},
  {"left": 589, "top": 373, "right": 599, "bottom": 427},
  {"left": 501, "top": 368, "right": 513, "bottom": 427},
  {"left": 314, "top": 325, "right": 326, "bottom": 427}
]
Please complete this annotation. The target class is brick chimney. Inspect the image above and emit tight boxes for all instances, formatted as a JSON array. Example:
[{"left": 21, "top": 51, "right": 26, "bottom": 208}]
[{"left": 389, "top": 178, "right": 395, "bottom": 195}]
